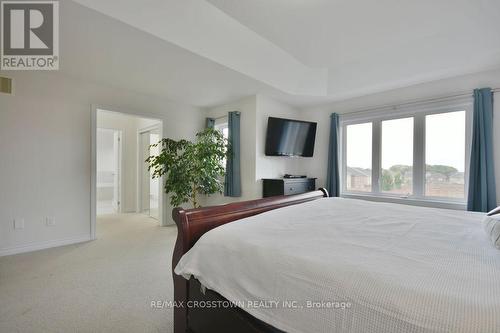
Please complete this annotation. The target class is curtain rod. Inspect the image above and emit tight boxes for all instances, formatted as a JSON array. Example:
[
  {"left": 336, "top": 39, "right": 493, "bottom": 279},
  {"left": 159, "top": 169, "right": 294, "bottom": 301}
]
[{"left": 343, "top": 88, "right": 500, "bottom": 115}]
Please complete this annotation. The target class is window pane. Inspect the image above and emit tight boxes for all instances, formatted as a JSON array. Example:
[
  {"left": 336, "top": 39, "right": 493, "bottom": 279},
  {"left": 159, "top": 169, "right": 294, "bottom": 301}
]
[
  {"left": 214, "top": 123, "right": 229, "bottom": 168},
  {"left": 425, "top": 111, "right": 466, "bottom": 198},
  {"left": 345, "top": 123, "right": 372, "bottom": 192},
  {"left": 381, "top": 118, "right": 413, "bottom": 194},
  {"left": 215, "top": 123, "right": 229, "bottom": 139}
]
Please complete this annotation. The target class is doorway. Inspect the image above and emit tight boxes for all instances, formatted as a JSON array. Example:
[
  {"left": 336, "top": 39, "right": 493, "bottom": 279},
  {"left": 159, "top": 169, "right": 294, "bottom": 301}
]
[{"left": 91, "top": 107, "right": 164, "bottom": 239}]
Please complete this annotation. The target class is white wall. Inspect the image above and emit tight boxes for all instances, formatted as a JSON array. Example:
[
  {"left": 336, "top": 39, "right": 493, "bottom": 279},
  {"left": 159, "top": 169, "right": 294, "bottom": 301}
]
[
  {"left": 298, "top": 69, "right": 500, "bottom": 205},
  {"left": 255, "top": 95, "right": 306, "bottom": 183},
  {"left": 137, "top": 117, "right": 163, "bottom": 131},
  {"left": 0, "top": 71, "right": 203, "bottom": 256},
  {"left": 202, "top": 94, "right": 305, "bottom": 206}
]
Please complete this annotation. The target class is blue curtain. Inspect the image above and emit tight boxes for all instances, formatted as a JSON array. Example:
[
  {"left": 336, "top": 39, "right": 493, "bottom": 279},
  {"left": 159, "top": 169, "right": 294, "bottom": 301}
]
[
  {"left": 326, "top": 113, "right": 340, "bottom": 197},
  {"left": 206, "top": 118, "right": 215, "bottom": 129},
  {"left": 467, "top": 88, "right": 497, "bottom": 212},
  {"left": 224, "top": 112, "right": 241, "bottom": 197}
]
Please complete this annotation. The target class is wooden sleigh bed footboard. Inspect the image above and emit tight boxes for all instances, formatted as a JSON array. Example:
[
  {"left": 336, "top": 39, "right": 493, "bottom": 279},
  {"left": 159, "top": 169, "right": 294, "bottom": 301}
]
[{"left": 171, "top": 189, "right": 329, "bottom": 333}]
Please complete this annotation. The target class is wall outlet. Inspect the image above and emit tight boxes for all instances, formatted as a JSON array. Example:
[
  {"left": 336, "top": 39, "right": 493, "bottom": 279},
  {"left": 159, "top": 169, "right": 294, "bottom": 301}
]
[
  {"left": 46, "top": 217, "right": 56, "bottom": 226},
  {"left": 14, "top": 218, "right": 24, "bottom": 230}
]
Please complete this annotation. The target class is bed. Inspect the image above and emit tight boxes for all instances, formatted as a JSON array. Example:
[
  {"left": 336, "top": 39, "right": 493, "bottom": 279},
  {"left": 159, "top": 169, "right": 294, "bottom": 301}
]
[{"left": 171, "top": 190, "right": 500, "bottom": 333}]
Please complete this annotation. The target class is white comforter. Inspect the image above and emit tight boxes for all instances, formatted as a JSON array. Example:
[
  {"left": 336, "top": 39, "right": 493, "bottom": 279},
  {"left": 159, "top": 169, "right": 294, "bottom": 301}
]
[{"left": 175, "top": 198, "right": 500, "bottom": 333}]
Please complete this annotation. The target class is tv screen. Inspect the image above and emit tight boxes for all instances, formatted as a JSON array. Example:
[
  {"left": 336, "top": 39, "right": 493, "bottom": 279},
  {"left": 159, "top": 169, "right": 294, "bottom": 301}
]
[{"left": 265, "top": 117, "right": 317, "bottom": 157}]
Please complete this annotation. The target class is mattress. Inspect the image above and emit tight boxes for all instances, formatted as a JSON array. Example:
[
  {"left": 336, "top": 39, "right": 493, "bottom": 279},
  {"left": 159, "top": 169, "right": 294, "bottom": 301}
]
[{"left": 175, "top": 198, "right": 500, "bottom": 333}]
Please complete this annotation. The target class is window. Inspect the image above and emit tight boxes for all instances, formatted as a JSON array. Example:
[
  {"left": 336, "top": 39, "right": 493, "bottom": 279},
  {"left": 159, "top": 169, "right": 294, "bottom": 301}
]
[
  {"left": 341, "top": 100, "right": 471, "bottom": 206},
  {"left": 214, "top": 120, "right": 229, "bottom": 168},
  {"left": 214, "top": 121, "right": 229, "bottom": 140},
  {"left": 425, "top": 111, "right": 466, "bottom": 199},
  {"left": 381, "top": 118, "right": 413, "bottom": 194},
  {"left": 345, "top": 123, "right": 372, "bottom": 192}
]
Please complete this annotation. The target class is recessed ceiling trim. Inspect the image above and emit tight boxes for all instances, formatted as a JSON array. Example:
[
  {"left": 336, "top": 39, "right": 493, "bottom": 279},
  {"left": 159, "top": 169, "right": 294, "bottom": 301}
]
[{"left": 72, "top": 0, "right": 328, "bottom": 96}]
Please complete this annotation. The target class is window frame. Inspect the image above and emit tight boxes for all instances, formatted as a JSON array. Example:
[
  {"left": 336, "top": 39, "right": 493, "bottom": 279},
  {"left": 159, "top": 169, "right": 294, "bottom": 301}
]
[{"left": 340, "top": 97, "right": 473, "bottom": 210}]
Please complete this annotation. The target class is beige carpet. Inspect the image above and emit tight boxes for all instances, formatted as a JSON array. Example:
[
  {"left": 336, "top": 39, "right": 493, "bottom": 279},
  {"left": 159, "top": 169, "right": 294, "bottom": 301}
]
[{"left": 0, "top": 214, "right": 177, "bottom": 333}]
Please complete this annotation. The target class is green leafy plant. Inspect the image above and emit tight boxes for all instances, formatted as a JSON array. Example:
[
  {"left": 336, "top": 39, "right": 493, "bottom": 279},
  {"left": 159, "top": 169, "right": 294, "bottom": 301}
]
[
  {"left": 147, "top": 128, "right": 228, "bottom": 208},
  {"left": 381, "top": 169, "right": 394, "bottom": 191},
  {"left": 426, "top": 164, "right": 458, "bottom": 182}
]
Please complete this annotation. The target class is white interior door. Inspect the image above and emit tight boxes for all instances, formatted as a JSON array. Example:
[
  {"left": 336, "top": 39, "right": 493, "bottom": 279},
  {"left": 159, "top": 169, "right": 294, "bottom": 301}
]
[
  {"left": 112, "top": 131, "right": 121, "bottom": 212},
  {"left": 96, "top": 128, "right": 121, "bottom": 215}
]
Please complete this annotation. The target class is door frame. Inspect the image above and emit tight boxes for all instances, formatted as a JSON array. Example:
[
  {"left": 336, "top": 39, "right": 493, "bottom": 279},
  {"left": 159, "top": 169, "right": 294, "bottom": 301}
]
[
  {"left": 91, "top": 105, "right": 164, "bottom": 240},
  {"left": 112, "top": 129, "right": 123, "bottom": 213},
  {"left": 137, "top": 124, "right": 162, "bottom": 219}
]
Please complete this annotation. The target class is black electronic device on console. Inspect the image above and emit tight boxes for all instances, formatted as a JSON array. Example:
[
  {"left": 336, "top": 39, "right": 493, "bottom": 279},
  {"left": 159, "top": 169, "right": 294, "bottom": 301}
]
[{"left": 283, "top": 174, "right": 307, "bottom": 179}]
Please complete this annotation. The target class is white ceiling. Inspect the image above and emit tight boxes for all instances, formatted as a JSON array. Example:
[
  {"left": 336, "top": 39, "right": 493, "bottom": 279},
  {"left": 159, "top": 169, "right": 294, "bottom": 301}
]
[
  {"left": 59, "top": 1, "right": 292, "bottom": 107},
  {"left": 64, "top": 0, "right": 500, "bottom": 107},
  {"left": 206, "top": 0, "right": 500, "bottom": 97},
  {"left": 208, "top": 0, "right": 500, "bottom": 68}
]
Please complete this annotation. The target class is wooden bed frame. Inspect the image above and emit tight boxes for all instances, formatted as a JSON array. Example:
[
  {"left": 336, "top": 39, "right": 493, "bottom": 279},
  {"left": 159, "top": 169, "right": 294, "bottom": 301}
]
[{"left": 172, "top": 189, "right": 329, "bottom": 333}]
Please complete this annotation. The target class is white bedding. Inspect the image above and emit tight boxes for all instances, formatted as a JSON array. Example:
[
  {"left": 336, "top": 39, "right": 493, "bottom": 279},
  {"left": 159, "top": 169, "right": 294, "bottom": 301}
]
[{"left": 175, "top": 198, "right": 500, "bottom": 333}]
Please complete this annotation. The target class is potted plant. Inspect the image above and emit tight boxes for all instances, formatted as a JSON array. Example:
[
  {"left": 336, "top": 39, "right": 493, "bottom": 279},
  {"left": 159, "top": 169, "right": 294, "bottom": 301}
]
[{"left": 147, "top": 128, "right": 228, "bottom": 208}]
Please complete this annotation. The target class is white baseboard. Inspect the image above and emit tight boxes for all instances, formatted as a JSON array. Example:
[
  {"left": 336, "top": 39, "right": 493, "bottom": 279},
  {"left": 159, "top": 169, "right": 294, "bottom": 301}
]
[{"left": 0, "top": 234, "right": 92, "bottom": 257}]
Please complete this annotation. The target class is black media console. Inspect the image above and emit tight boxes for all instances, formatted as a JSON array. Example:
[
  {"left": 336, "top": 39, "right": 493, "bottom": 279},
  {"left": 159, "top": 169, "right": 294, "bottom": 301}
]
[{"left": 262, "top": 178, "right": 316, "bottom": 198}]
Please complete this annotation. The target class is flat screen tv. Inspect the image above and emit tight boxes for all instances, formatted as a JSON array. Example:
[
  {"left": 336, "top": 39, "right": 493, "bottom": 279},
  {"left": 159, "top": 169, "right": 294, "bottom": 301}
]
[{"left": 265, "top": 117, "right": 317, "bottom": 157}]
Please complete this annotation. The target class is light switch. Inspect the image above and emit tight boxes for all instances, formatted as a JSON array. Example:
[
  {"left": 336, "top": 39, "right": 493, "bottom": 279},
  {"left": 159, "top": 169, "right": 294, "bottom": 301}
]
[
  {"left": 46, "top": 217, "right": 56, "bottom": 226},
  {"left": 14, "top": 218, "right": 24, "bottom": 230}
]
